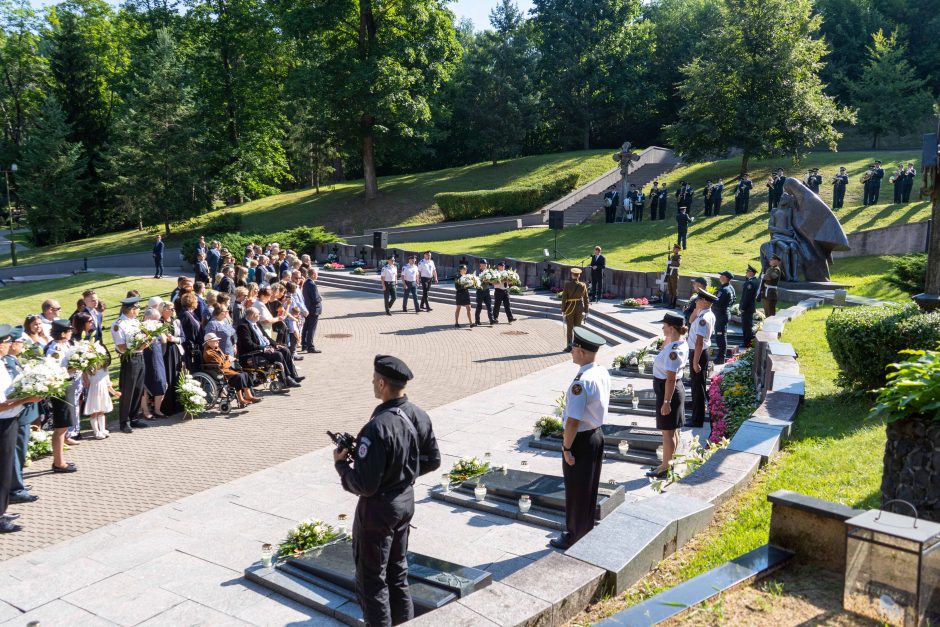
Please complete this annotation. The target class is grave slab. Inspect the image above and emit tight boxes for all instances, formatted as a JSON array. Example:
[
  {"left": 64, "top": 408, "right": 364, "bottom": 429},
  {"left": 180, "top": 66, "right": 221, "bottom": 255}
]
[
  {"left": 767, "top": 341, "right": 797, "bottom": 358},
  {"left": 404, "top": 600, "right": 500, "bottom": 626},
  {"left": 620, "top": 493, "right": 715, "bottom": 550},
  {"left": 752, "top": 391, "right": 801, "bottom": 423},
  {"left": 500, "top": 552, "right": 605, "bottom": 625},
  {"left": 456, "top": 581, "right": 552, "bottom": 627},
  {"left": 727, "top": 420, "right": 785, "bottom": 461},
  {"left": 666, "top": 450, "right": 760, "bottom": 505},
  {"left": 770, "top": 373, "right": 805, "bottom": 397}
]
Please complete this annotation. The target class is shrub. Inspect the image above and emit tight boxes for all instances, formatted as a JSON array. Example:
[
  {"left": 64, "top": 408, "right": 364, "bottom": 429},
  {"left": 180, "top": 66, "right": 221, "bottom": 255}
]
[
  {"left": 435, "top": 172, "right": 580, "bottom": 221},
  {"left": 870, "top": 344, "right": 940, "bottom": 423},
  {"left": 826, "top": 304, "right": 940, "bottom": 390},
  {"left": 886, "top": 253, "right": 927, "bottom": 296}
]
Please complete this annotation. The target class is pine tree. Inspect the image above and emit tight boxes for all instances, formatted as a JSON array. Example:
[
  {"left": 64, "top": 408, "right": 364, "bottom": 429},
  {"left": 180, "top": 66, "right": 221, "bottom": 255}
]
[
  {"left": 851, "top": 29, "right": 934, "bottom": 149},
  {"left": 18, "top": 96, "right": 86, "bottom": 245}
]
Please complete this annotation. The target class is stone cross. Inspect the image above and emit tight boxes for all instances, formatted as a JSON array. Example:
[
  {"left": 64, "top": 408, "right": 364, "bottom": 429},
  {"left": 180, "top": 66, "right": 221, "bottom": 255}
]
[
  {"left": 612, "top": 141, "right": 640, "bottom": 206},
  {"left": 914, "top": 105, "right": 940, "bottom": 311}
]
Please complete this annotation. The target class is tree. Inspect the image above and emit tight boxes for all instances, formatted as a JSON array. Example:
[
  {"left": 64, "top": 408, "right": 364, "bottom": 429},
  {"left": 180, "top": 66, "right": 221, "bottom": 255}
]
[
  {"left": 0, "top": 0, "right": 49, "bottom": 157},
  {"left": 18, "top": 95, "right": 86, "bottom": 244},
  {"left": 280, "top": 0, "right": 460, "bottom": 199},
  {"left": 851, "top": 29, "right": 934, "bottom": 148},
  {"left": 815, "top": 0, "right": 887, "bottom": 103},
  {"left": 532, "top": 0, "right": 653, "bottom": 150},
  {"left": 665, "top": 0, "right": 854, "bottom": 173},
  {"left": 106, "top": 29, "right": 206, "bottom": 235}
]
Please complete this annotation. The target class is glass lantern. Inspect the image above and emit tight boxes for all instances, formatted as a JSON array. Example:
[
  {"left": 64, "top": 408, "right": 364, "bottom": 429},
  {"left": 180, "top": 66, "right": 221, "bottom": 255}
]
[
  {"left": 843, "top": 506, "right": 940, "bottom": 626},
  {"left": 518, "top": 495, "right": 531, "bottom": 514},
  {"left": 520, "top": 460, "right": 529, "bottom": 472},
  {"left": 532, "top": 425, "right": 542, "bottom": 441},
  {"left": 618, "top": 440, "right": 629, "bottom": 456},
  {"left": 337, "top": 513, "right": 348, "bottom": 536},
  {"left": 632, "top": 396, "right": 640, "bottom": 410},
  {"left": 441, "top": 473, "right": 450, "bottom": 492},
  {"left": 261, "top": 543, "right": 274, "bottom": 568},
  {"left": 474, "top": 483, "right": 487, "bottom": 502}
]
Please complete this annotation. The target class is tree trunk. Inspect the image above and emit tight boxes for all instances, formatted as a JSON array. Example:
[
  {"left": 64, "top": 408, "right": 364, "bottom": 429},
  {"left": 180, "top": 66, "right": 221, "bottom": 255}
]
[
  {"left": 582, "top": 124, "right": 590, "bottom": 150},
  {"left": 362, "top": 122, "right": 378, "bottom": 199},
  {"left": 740, "top": 153, "right": 750, "bottom": 176},
  {"left": 872, "top": 133, "right": 879, "bottom": 150},
  {"left": 492, "top": 149, "right": 498, "bottom": 167}
]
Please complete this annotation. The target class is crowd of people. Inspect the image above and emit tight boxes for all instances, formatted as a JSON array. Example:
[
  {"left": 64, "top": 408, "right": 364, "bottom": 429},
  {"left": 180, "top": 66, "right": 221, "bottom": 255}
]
[{"left": 0, "top": 239, "right": 327, "bottom": 534}]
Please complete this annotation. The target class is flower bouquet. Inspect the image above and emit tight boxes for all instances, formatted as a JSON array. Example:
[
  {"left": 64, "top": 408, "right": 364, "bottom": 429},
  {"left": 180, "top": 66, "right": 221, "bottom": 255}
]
[
  {"left": 352, "top": 267, "right": 366, "bottom": 275},
  {"left": 508, "top": 286, "right": 524, "bottom": 296},
  {"left": 650, "top": 337, "right": 665, "bottom": 352},
  {"left": 499, "top": 269, "right": 521, "bottom": 286},
  {"left": 68, "top": 340, "right": 109, "bottom": 373},
  {"left": 449, "top": 456, "right": 490, "bottom": 483},
  {"left": 176, "top": 371, "right": 208, "bottom": 419},
  {"left": 456, "top": 274, "right": 481, "bottom": 290},
  {"left": 10, "top": 358, "right": 70, "bottom": 401},
  {"left": 322, "top": 262, "right": 345, "bottom": 270},
  {"left": 27, "top": 427, "right": 52, "bottom": 461},
  {"left": 278, "top": 519, "right": 341, "bottom": 558},
  {"left": 533, "top": 416, "right": 563, "bottom": 438},
  {"left": 620, "top": 297, "right": 650, "bottom": 308},
  {"left": 613, "top": 348, "right": 648, "bottom": 369},
  {"left": 478, "top": 269, "right": 500, "bottom": 285},
  {"left": 19, "top": 342, "right": 45, "bottom": 367}
]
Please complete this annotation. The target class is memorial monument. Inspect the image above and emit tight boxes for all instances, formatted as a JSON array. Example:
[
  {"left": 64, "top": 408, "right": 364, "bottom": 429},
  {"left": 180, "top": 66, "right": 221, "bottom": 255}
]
[
  {"left": 613, "top": 141, "right": 640, "bottom": 205},
  {"left": 759, "top": 177, "right": 850, "bottom": 282}
]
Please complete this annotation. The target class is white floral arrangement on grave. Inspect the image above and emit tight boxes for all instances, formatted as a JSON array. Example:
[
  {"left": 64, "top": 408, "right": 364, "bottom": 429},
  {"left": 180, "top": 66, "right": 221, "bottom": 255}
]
[
  {"left": 10, "top": 357, "right": 70, "bottom": 401},
  {"left": 278, "top": 519, "right": 340, "bottom": 557},
  {"left": 478, "top": 269, "right": 500, "bottom": 285},
  {"left": 68, "top": 340, "right": 109, "bottom": 373},
  {"left": 449, "top": 456, "right": 490, "bottom": 483},
  {"left": 456, "top": 274, "right": 481, "bottom": 290},
  {"left": 27, "top": 427, "right": 52, "bottom": 461},
  {"left": 176, "top": 371, "right": 207, "bottom": 418}
]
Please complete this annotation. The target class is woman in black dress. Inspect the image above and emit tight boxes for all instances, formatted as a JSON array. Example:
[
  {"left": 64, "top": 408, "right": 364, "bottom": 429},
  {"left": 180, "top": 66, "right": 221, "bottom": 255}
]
[
  {"left": 647, "top": 312, "right": 690, "bottom": 479},
  {"left": 159, "top": 302, "right": 185, "bottom": 415},
  {"left": 141, "top": 308, "right": 168, "bottom": 418},
  {"left": 453, "top": 264, "right": 474, "bottom": 329},
  {"left": 179, "top": 293, "right": 203, "bottom": 372},
  {"left": 45, "top": 320, "right": 77, "bottom": 473}
]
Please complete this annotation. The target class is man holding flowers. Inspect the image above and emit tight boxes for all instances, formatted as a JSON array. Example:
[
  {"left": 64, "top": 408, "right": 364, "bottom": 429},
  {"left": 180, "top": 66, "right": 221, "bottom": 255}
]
[
  {"left": 492, "top": 261, "right": 517, "bottom": 324},
  {"left": 111, "top": 297, "right": 152, "bottom": 434}
]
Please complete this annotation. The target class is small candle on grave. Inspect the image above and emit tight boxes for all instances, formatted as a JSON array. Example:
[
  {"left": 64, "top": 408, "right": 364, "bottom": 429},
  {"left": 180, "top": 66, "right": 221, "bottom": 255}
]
[
  {"left": 261, "top": 543, "right": 274, "bottom": 568},
  {"left": 532, "top": 425, "right": 541, "bottom": 441},
  {"left": 337, "top": 513, "right": 348, "bottom": 535},
  {"left": 618, "top": 440, "right": 629, "bottom": 456},
  {"left": 632, "top": 396, "right": 640, "bottom": 410},
  {"left": 520, "top": 460, "right": 529, "bottom": 471},
  {"left": 518, "top": 495, "right": 531, "bottom": 513},
  {"left": 474, "top": 483, "right": 487, "bottom": 502},
  {"left": 441, "top": 473, "right": 450, "bottom": 492}
]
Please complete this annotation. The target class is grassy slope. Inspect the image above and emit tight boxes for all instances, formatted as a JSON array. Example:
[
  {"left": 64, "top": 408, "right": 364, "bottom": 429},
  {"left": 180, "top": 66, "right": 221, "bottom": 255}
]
[
  {"left": 0, "top": 150, "right": 613, "bottom": 268},
  {"left": 586, "top": 306, "right": 886, "bottom": 619}
]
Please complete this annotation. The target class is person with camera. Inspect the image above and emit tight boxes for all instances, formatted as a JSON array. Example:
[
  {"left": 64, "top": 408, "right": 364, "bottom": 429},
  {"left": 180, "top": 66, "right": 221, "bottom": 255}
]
[{"left": 333, "top": 355, "right": 440, "bottom": 626}]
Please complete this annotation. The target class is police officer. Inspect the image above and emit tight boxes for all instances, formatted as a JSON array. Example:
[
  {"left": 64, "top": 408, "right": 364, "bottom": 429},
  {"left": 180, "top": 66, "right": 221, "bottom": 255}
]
[
  {"left": 807, "top": 168, "right": 822, "bottom": 194},
  {"left": 688, "top": 289, "right": 716, "bottom": 428},
  {"left": 648, "top": 312, "right": 689, "bottom": 479},
  {"left": 666, "top": 245, "right": 681, "bottom": 308},
  {"left": 492, "top": 261, "right": 515, "bottom": 323},
  {"left": 832, "top": 167, "right": 848, "bottom": 209},
  {"left": 380, "top": 255, "right": 398, "bottom": 315},
  {"left": 759, "top": 255, "right": 785, "bottom": 317},
  {"left": 734, "top": 174, "right": 753, "bottom": 214},
  {"left": 474, "top": 259, "right": 495, "bottom": 325},
  {"left": 589, "top": 246, "right": 605, "bottom": 303},
  {"left": 739, "top": 265, "right": 759, "bottom": 348},
  {"left": 561, "top": 267, "right": 589, "bottom": 352},
  {"left": 714, "top": 271, "right": 735, "bottom": 365},
  {"left": 550, "top": 327, "right": 609, "bottom": 550},
  {"left": 111, "top": 297, "right": 150, "bottom": 433},
  {"left": 683, "top": 277, "right": 708, "bottom": 326},
  {"left": 334, "top": 355, "right": 441, "bottom": 627},
  {"left": 675, "top": 206, "right": 693, "bottom": 249}
]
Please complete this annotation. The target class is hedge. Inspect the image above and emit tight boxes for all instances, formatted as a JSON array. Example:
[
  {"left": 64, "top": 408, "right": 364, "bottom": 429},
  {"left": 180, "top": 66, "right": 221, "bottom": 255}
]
[
  {"left": 825, "top": 303, "right": 940, "bottom": 390},
  {"left": 886, "top": 253, "right": 927, "bottom": 296},
  {"left": 181, "top": 225, "right": 342, "bottom": 264},
  {"left": 435, "top": 172, "right": 580, "bottom": 221}
]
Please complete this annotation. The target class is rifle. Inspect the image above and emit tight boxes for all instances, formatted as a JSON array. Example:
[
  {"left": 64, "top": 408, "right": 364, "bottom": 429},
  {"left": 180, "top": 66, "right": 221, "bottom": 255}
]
[{"left": 328, "top": 430, "right": 358, "bottom": 462}]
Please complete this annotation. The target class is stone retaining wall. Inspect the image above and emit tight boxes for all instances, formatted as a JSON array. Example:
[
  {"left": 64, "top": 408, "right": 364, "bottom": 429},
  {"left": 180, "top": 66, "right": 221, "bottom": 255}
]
[
  {"left": 0, "top": 248, "right": 183, "bottom": 281},
  {"left": 404, "top": 298, "right": 821, "bottom": 625},
  {"left": 832, "top": 220, "right": 929, "bottom": 258}
]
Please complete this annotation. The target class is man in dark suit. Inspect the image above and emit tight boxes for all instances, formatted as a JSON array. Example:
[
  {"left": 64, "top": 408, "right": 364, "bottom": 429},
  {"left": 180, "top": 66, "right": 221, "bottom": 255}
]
[
  {"left": 870, "top": 160, "right": 884, "bottom": 204},
  {"left": 235, "top": 308, "right": 303, "bottom": 387},
  {"left": 152, "top": 235, "right": 164, "bottom": 279},
  {"left": 588, "top": 246, "right": 605, "bottom": 302},
  {"left": 81, "top": 289, "right": 103, "bottom": 343},
  {"left": 301, "top": 268, "right": 323, "bottom": 353},
  {"left": 658, "top": 184, "right": 668, "bottom": 220},
  {"left": 711, "top": 180, "right": 723, "bottom": 215},
  {"left": 206, "top": 241, "right": 221, "bottom": 280}
]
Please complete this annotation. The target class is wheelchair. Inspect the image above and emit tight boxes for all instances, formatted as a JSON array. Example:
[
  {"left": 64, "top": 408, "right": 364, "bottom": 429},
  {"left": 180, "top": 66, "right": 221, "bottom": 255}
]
[
  {"left": 236, "top": 351, "right": 287, "bottom": 394},
  {"left": 189, "top": 349, "right": 242, "bottom": 415}
]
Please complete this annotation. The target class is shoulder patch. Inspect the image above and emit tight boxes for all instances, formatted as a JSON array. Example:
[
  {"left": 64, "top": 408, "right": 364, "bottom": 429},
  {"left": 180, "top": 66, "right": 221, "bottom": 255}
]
[
  {"left": 699, "top": 319, "right": 706, "bottom": 327},
  {"left": 112, "top": 323, "right": 120, "bottom": 332},
  {"left": 669, "top": 351, "right": 678, "bottom": 360},
  {"left": 357, "top": 435, "right": 370, "bottom": 459},
  {"left": 571, "top": 383, "right": 583, "bottom": 395}
]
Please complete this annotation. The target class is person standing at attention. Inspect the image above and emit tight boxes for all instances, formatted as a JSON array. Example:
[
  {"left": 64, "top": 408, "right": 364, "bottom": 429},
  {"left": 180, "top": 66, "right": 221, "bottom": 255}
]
[
  {"left": 400, "top": 256, "right": 420, "bottom": 314},
  {"left": 589, "top": 246, "right": 605, "bottom": 303},
  {"left": 152, "top": 235, "right": 164, "bottom": 279},
  {"left": 492, "top": 261, "right": 515, "bottom": 324},
  {"left": 417, "top": 251, "right": 437, "bottom": 312},
  {"left": 739, "top": 265, "right": 759, "bottom": 348},
  {"left": 561, "top": 267, "right": 589, "bottom": 352},
  {"left": 381, "top": 255, "right": 398, "bottom": 316}
]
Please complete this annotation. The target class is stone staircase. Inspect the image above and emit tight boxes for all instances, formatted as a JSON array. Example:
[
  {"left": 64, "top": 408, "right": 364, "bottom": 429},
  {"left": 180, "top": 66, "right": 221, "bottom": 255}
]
[
  {"left": 563, "top": 161, "right": 678, "bottom": 226},
  {"left": 314, "top": 271, "right": 658, "bottom": 348}
]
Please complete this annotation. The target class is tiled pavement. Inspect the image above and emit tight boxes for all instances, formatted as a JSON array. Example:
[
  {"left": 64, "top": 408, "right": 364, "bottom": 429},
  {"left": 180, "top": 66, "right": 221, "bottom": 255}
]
[{"left": 0, "top": 286, "right": 573, "bottom": 561}]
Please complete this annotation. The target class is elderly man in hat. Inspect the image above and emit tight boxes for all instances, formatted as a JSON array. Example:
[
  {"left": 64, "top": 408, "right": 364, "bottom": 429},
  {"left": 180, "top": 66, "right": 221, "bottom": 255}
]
[
  {"left": 111, "top": 297, "right": 152, "bottom": 434},
  {"left": 0, "top": 324, "right": 43, "bottom": 533},
  {"left": 739, "top": 265, "right": 759, "bottom": 348},
  {"left": 550, "top": 326, "right": 609, "bottom": 549},
  {"left": 334, "top": 355, "right": 440, "bottom": 626},
  {"left": 760, "top": 254, "right": 785, "bottom": 317},
  {"left": 561, "top": 267, "right": 589, "bottom": 352},
  {"left": 714, "top": 271, "right": 735, "bottom": 365},
  {"left": 688, "top": 289, "right": 716, "bottom": 428}
]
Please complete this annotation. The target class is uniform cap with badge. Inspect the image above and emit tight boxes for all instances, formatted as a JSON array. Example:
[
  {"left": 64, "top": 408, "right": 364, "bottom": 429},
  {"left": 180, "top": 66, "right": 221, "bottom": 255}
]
[
  {"left": 51, "top": 319, "right": 72, "bottom": 335},
  {"left": 374, "top": 354, "right": 413, "bottom": 383},
  {"left": 746, "top": 265, "right": 757, "bottom": 274},
  {"left": 571, "top": 326, "right": 605, "bottom": 352},
  {"left": 0, "top": 323, "right": 13, "bottom": 342},
  {"left": 719, "top": 270, "right": 734, "bottom": 280},
  {"left": 121, "top": 296, "right": 141, "bottom": 308},
  {"left": 658, "top": 312, "right": 686, "bottom": 328},
  {"left": 693, "top": 277, "right": 708, "bottom": 287},
  {"left": 695, "top": 288, "right": 717, "bottom": 302}
]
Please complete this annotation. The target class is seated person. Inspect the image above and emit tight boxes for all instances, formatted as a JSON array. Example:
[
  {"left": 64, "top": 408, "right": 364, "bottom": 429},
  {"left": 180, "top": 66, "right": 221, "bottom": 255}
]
[
  {"left": 202, "top": 333, "right": 262, "bottom": 405},
  {"left": 234, "top": 307, "right": 304, "bottom": 388}
]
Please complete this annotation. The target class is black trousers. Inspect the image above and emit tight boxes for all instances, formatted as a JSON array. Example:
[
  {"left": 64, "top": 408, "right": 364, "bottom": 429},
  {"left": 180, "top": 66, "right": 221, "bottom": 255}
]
[
  {"left": 353, "top": 490, "right": 415, "bottom": 627},
  {"left": 590, "top": 272, "right": 603, "bottom": 301},
  {"left": 658, "top": 202, "right": 666, "bottom": 220},
  {"left": 869, "top": 183, "right": 881, "bottom": 204},
  {"left": 118, "top": 352, "right": 146, "bottom": 426},
  {"left": 689, "top": 350, "right": 709, "bottom": 428},
  {"left": 475, "top": 289, "right": 494, "bottom": 324},
  {"left": 677, "top": 228, "right": 688, "bottom": 250},
  {"left": 419, "top": 277, "right": 433, "bottom": 310},
  {"left": 604, "top": 205, "right": 616, "bottom": 223},
  {"left": 901, "top": 182, "right": 913, "bottom": 203},
  {"left": 255, "top": 346, "right": 299, "bottom": 380},
  {"left": 402, "top": 281, "right": 419, "bottom": 311},
  {"left": 493, "top": 289, "right": 514, "bottom": 321},
  {"left": 301, "top": 313, "right": 319, "bottom": 350},
  {"left": 650, "top": 199, "right": 658, "bottom": 220},
  {"left": 635, "top": 204, "right": 643, "bottom": 222},
  {"left": 562, "top": 428, "right": 604, "bottom": 543},
  {"left": 714, "top": 318, "right": 728, "bottom": 364},
  {"left": 833, "top": 189, "right": 845, "bottom": 209},
  {"left": 153, "top": 254, "right": 164, "bottom": 277},
  {"left": 741, "top": 309, "right": 754, "bottom": 347},
  {"left": 383, "top": 281, "right": 397, "bottom": 312},
  {"left": 0, "top": 418, "right": 17, "bottom": 517}
]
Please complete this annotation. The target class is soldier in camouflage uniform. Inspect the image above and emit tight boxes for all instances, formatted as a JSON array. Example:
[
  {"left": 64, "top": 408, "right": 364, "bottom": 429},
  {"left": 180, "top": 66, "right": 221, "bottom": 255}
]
[{"left": 561, "top": 268, "right": 590, "bottom": 353}]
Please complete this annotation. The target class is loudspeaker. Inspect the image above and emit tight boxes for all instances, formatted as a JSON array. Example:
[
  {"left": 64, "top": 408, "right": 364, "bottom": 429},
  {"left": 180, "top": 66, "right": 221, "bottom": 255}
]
[
  {"left": 549, "top": 210, "right": 565, "bottom": 230},
  {"left": 373, "top": 231, "right": 388, "bottom": 249}
]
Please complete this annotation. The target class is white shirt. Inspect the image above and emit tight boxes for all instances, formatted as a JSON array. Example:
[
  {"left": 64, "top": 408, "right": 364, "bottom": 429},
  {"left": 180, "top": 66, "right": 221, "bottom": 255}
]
[
  {"left": 687, "top": 309, "right": 716, "bottom": 350},
  {"left": 253, "top": 300, "right": 275, "bottom": 333},
  {"left": 564, "top": 362, "right": 610, "bottom": 432},
  {"left": 381, "top": 264, "right": 398, "bottom": 282},
  {"left": 418, "top": 259, "right": 436, "bottom": 279},
  {"left": 110, "top": 314, "right": 141, "bottom": 352},
  {"left": 38, "top": 314, "right": 57, "bottom": 338},
  {"left": 401, "top": 264, "right": 419, "bottom": 282},
  {"left": 653, "top": 340, "right": 689, "bottom": 379},
  {"left": 0, "top": 363, "right": 19, "bottom": 418}
]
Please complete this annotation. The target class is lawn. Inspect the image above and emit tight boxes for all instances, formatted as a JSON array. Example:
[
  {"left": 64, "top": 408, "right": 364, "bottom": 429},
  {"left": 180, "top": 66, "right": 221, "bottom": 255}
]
[
  {"left": 578, "top": 306, "right": 887, "bottom": 622},
  {"left": 0, "top": 150, "right": 614, "bottom": 268}
]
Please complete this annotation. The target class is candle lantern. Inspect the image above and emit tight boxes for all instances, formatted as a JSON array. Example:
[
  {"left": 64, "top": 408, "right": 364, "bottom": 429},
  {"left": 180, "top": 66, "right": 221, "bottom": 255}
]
[
  {"left": 261, "top": 543, "right": 274, "bottom": 568},
  {"left": 441, "top": 473, "right": 450, "bottom": 492},
  {"left": 474, "top": 483, "right": 487, "bottom": 502},
  {"left": 518, "top": 495, "right": 531, "bottom": 513},
  {"left": 618, "top": 440, "right": 629, "bottom": 456},
  {"left": 843, "top": 504, "right": 940, "bottom": 626}
]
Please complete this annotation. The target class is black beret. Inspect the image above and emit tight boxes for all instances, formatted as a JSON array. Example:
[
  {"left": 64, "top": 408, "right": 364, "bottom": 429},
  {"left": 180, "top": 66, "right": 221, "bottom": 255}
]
[
  {"left": 496, "top": 261, "right": 505, "bottom": 267},
  {"left": 658, "top": 312, "right": 686, "bottom": 327},
  {"left": 695, "top": 288, "right": 717, "bottom": 302},
  {"left": 746, "top": 265, "right": 758, "bottom": 274},
  {"left": 572, "top": 327, "right": 605, "bottom": 352},
  {"left": 0, "top": 323, "right": 12, "bottom": 342},
  {"left": 479, "top": 259, "right": 488, "bottom": 264},
  {"left": 693, "top": 277, "right": 708, "bottom": 286},
  {"left": 374, "top": 355, "right": 413, "bottom": 383}
]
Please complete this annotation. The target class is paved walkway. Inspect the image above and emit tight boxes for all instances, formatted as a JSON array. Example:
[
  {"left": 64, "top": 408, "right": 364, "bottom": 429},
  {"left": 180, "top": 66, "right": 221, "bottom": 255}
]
[{"left": 0, "top": 286, "right": 572, "bottom": 561}]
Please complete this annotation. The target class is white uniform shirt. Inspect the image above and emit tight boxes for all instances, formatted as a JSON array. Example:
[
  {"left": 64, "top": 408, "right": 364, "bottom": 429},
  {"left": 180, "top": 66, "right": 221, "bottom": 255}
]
[
  {"left": 0, "top": 363, "right": 19, "bottom": 419},
  {"left": 110, "top": 314, "right": 141, "bottom": 353},
  {"left": 564, "top": 362, "right": 610, "bottom": 432},
  {"left": 418, "top": 259, "right": 436, "bottom": 279},
  {"left": 401, "top": 264, "right": 419, "bottom": 282},
  {"left": 37, "top": 314, "right": 57, "bottom": 338},
  {"left": 687, "top": 309, "right": 716, "bottom": 350},
  {"left": 653, "top": 340, "right": 689, "bottom": 379},
  {"left": 381, "top": 264, "right": 398, "bottom": 282}
]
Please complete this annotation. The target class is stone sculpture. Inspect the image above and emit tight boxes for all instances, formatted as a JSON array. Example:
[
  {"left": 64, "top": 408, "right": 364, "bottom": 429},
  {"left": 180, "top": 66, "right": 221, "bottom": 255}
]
[{"left": 759, "top": 178, "right": 850, "bottom": 282}]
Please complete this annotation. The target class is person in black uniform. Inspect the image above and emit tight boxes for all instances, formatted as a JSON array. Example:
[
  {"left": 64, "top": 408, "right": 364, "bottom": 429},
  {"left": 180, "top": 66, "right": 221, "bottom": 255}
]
[
  {"left": 806, "top": 168, "right": 822, "bottom": 194},
  {"left": 474, "top": 259, "right": 495, "bottom": 326},
  {"left": 658, "top": 184, "right": 668, "bottom": 220},
  {"left": 739, "top": 265, "right": 759, "bottom": 348},
  {"left": 832, "top": 167, "right": 848, "bottom": 209},
  {"left": 629, "top": 184, "right": 641, "bottom": 222},
  {"left": 589, "top": 246, "right": 605, "bottom": 302},
  {"left": 901, "top": 162, "right": 916, "bottom": 202},
  {"left": 714, "top": 271, "right": 735, "bottom": 365},
  {"left": 892, "top": 165, "right": 904, "bottom": 204},
  {"left": 869, "top": 160, "right": 884, "bottom": 204},
  {"left": 683, "top": 277, "right": 708, "bottom": 326},
  {"left": 862, "top": 164, "right": 875, "bottom": 205},
  {"left": 770, "top": 169, "right": 785, "bottom": 210},
  {"left": 603, "top": 189, "right": 618, "bottom": 224},
  {"left": 152, "top": 235, "right": 164, "bottom": 279},
  {"left": 675, "top": 206, "right": 693, "bottom": 249},
  {"left": 111, "top": 297, "right": 151, "bottom": 434},
  {"left": 334, "top": 355, "right": 441, "bottom": 627},
  {"left": 734, "top": 174, "right": 752, "bottom": 214},
  {"left": 687, "top": 289, "right": 715, "bottom": 429},
  {"left": 649, "top": 182, "right": 660, "bottom": 220},
  {"left": 711, "top": 180, "right": 723, "bottom": 215},
  {"left": 701, "top": 181, "right": 713, "bottom": 216}
]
